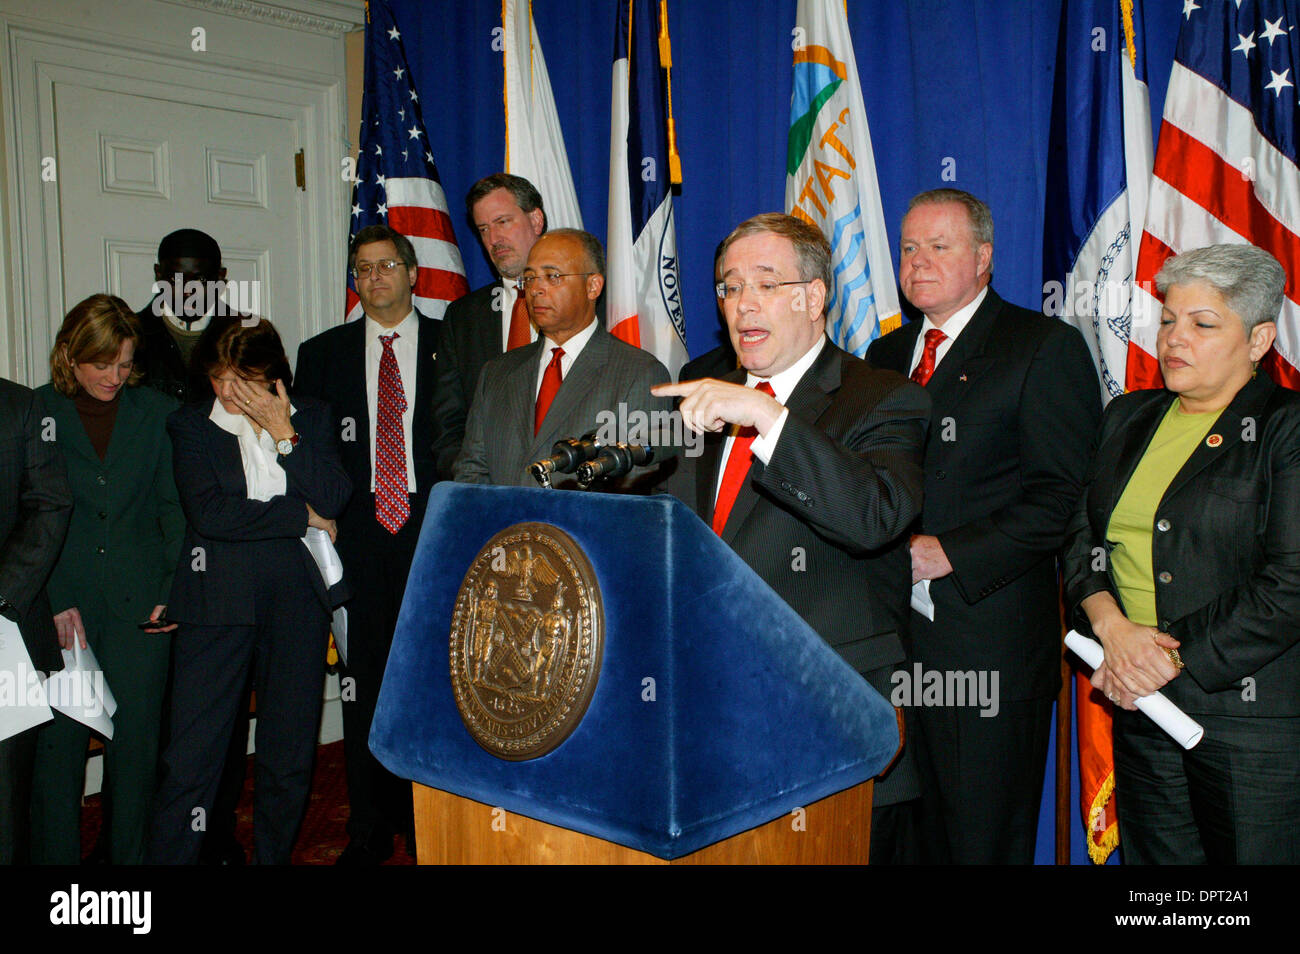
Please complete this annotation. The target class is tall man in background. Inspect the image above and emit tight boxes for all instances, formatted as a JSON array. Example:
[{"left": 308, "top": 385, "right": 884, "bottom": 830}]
[
  {"left": 432, "top": 174, "right": 546, "bottom": 478},
  {"left": 656, "top": 214, "right": 931, "bottom": 863},
  {"left": 135, "top": 228, "right": 241, "bottom": 405},
  {"left": 295, "top": 224, "right": 439, "bottom": 864},
  {"left": 866, "top": 189, "right": 1100, "bottom": 863}
]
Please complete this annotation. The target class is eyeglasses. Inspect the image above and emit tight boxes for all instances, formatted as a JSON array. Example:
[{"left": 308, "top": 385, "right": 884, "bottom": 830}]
[
  {"left": 716, "top": 279, "right": 809, "bottom": 300},
  {"left": 352, "top": 259, "right": 405, "bottom": 279},
  {"left": 517, "top": 271, "right": 595, "bottom": 291}
]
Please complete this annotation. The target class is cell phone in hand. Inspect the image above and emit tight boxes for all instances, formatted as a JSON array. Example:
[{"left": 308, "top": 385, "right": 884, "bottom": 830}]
[{"left": 138, "top": 617, "right": 176, "bottom": 630}]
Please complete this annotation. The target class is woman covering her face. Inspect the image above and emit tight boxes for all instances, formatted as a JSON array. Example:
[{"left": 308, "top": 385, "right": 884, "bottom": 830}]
[{"left": 149, "top": 318, "right": 351, "bottom": 865}]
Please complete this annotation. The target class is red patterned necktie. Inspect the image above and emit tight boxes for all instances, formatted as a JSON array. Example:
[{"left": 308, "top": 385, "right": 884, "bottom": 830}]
[
  {"left": 712, "top": 381, "right": 776, "bottom": 535},
  {"left": 507, "top": 293, "right": 531, "bottom": 351},
  {"left": 911, "top": 328, "right": 948, "bottom": 386},
  {"left": 534, "top": 346, "right": 565, "bottom": 434},
  {"left": 375, "top": 332, "right": 409, "bottom": 533}
]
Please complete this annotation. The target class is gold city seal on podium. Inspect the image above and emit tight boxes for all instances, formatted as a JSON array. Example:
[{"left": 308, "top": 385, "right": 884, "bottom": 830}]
[{"left": 449, "top": 522, "right": 604, "bottom": 760}]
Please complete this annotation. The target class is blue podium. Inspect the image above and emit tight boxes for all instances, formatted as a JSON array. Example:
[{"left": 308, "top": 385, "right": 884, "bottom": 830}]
[{"left": 370, "top": 483, "right": 900, "bottom": 863}]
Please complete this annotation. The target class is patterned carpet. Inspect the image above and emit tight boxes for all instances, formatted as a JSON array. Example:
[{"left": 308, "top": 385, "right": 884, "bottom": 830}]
[{"left": 79, "top": 740, "right": 415, "bottom": 865}]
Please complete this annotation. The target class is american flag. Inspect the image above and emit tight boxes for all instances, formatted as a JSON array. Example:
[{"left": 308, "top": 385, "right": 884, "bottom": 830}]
[
  {"left": 346, "top": 0, "right": 468, "bottom": 322},
  {"left": 1129, "top": 0, "right": 1300, "bottom": 390}
]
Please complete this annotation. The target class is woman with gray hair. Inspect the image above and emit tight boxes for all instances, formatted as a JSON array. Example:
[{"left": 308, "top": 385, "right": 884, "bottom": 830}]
[{"left": 1063, "top": 243, "right": 1300, "bottom": 863}]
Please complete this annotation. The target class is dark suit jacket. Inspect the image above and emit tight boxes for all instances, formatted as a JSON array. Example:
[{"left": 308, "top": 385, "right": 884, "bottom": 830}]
[
  {"left": 1063, "top": 373, "right": 1300, "bottom": 716},
  {"left": 454, "top": 321, "right": 673, "bottom": 489},
  {"left": 0, "top": 378, "right": 72, "bottom": 671},
  {"left": 671, "top": 341, "right": 931, "bottom": 804},
  {"left": 165, "top": 397, "right": 352, "bottom": 627},
  {"left": 294, "top": 312, "right": 440, "bottom": 548},
  {"left": 433, "top": 283, "right": 506, "bottom": 480},
  {"left": 36, "top": 384, "right": 184, "bottom": 624},
  {"left": 866, "top": 288, "right": 1101, "bottom": 701},
  {"left": 134, "top": 301, "right": 241, "bottom": 405}
]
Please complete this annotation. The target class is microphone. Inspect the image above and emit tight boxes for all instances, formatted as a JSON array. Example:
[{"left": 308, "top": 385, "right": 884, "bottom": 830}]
[
  {"left": 576, "top": 442, "right": 657, "bottom": 486},
  {"left": 529, "top": 432, "right": 602, "bottom": 487}
]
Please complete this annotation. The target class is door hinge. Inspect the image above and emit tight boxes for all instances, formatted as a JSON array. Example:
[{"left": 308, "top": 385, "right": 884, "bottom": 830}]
[{"left": 294, "top": 150, "right": 306, "bottom": 190}]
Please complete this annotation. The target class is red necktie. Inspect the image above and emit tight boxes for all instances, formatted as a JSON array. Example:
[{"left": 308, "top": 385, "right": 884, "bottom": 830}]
[
  {"left": 535, "top": 346, "right": 565, "bottom": 434},
  {"left": 910, "top": 328, "right": 948, "bottom": 386},
  {"left": 507, "top": 293, "right": 531, "bottom": 351},
  {"left": 712, "top": 381, "right": 776, "bottom": 535},
  {"left": 375, "top": 333, "right": 409, "bottom": 533}
]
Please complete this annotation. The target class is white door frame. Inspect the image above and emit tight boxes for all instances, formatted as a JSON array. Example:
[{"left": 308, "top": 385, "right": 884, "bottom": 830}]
[{"left": 0, "top": 0, "right": 363, "bottom": 383}]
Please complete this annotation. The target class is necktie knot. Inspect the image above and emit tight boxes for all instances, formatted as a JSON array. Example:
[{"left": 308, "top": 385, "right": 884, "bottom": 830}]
[
  {"left": 380, "top": 331, "right": 399, "bottom": 350},
  {"left": 911, "top": 328, "right": 949, "bottom": 386}
]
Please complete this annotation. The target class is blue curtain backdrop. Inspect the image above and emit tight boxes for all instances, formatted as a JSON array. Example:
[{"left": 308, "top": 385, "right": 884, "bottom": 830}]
[{"left": 389, "top": 0, "right": 1187, "bottom": 863}]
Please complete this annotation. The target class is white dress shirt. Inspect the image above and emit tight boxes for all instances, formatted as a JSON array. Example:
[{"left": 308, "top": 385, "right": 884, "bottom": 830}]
[
  {"left": 364, "top": 310, "right": 419, "bottom": 493},
  {"left": 906, "top": 285, "right": 988, "bottom": 378},
  {"left": 209, "top": 398, "right": 290, "bottom": 501},
  {"left": 716, "top": 335, "right": 827, "bottom": 501},
  {"left": 534, "top": 319, "right": 599, "bottom": 397}
]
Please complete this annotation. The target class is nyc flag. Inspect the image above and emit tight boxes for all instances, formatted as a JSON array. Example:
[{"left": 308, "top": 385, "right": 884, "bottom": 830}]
[
  {"left": 1044, "top": 1, "right": 1152, "bottom": 865},
  {"left": 1129, "top": 0, "right": 1300, "bottom": 390},
  {"left": 504, "top": 0, "right": 583, "bottom": 229},
  {"left": 785, "top": 0, "right": 900, "bottom": 356},
  {"left": 347, "top": 0, "right": 467, "bottom": 322},
  {"left": 1044, "top": 0, "right": 1152, "bottom": 407},
  {"left": 606, "top": 0, "right": 689, "bottom": 377}
]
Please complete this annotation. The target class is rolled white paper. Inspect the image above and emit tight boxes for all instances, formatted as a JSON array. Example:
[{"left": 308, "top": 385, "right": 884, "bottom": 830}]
[{"left": 1065, "top": 630, "right": 1205, "bottom": 750}]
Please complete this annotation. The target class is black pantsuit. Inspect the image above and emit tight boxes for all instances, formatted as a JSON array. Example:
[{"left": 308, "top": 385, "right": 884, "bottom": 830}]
[
  {"left": 149, "top": 397, "right": 350, "bottom": 864},
  {"left": 152, "top": 562, "right": 329, "bottom": 864}
]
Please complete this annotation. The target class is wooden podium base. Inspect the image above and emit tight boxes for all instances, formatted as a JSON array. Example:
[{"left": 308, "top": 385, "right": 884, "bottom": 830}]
[{"left": 413, "top": 780, "right": 873, "bottom": 864}]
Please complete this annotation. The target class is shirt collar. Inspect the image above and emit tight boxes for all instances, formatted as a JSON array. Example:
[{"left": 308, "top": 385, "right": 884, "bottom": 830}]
[
  {"left": 920, "top": 285, "right": 988, "bottom": 344},
  {"left": 745, "top": 335, "right": 827, "bottom": 404},
  {"left": 541, "top": 317, "right": 599, "bottom": 365},
  {"left": 365, "top": 309, "right": 418, "bottom": 347},
  {"left": 158, "top": 297, "right": 215, "bottom": 333}
]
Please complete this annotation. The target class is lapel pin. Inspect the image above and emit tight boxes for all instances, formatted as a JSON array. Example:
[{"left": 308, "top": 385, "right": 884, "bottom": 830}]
[
  {"left": 1206, "top": 434, "right": 1223, "bottom": 448},
  {"left": 959, "top": 373, "right": 968, "bottom": 382}
]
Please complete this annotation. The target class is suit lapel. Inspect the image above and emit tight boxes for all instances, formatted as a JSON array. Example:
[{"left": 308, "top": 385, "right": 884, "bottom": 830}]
[
  {"left": 1103, "top": 393, "right": 1175, "bottom": 518},
  {"left": 46, "top": 391, "right": 98, "bottom": 466},
  {"left": 721, "top": 343, "right": 841, "bottom": 546},
  {"left": 528, "top": 325, "right": 609, "bottom": 462},
  {"left": 923, "top": 288, "right": 1001, "bottom": 402},
  {"left": 103, "top": 387, "right": 148, "bottom": 469},
  {"left": 1162, "top": 372, "right": 1274, "bottom": 504},
  {"left": 874, "top": 319, "right": 921, "bottom": 376},
  {"left": 344, "top": 318, "right": 371, "bottom": 460},
  {"left": 507, "top": 339, "right": 545, "bottom": 461}
]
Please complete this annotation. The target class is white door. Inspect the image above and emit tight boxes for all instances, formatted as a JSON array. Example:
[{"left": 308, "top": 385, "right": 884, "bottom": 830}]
[{"left": 53, "top": 82, "right": 307, "bottom": 358}]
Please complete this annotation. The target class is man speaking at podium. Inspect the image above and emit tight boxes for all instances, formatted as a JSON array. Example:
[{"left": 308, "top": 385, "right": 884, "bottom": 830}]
[
  {"left": 655, "top": 213, "right": 931, "bottom": 864},
  {"left": 453, "top": 228, "right": 671, "bottom": 490}
]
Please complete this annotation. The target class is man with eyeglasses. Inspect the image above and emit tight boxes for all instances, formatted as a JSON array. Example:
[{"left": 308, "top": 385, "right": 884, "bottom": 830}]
[
  {"left": 294, "top": 224, "right": 439, "bottom": 864},
  {"left": 653, "top": 213, "right": 931, "bottom": 864},
  {"left": 454, "top": 229, "right": 671, "bottom": 488},
  {"left": 433, "top": 174, "right": 548, "bottom": 480},
  {"left": 866, "top": 189, "right": 1100, "bottom": 864}
]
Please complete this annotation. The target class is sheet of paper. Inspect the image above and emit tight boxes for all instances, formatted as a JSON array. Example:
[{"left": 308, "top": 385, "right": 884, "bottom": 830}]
[
  {"left": 0, "top": 614, "right": 54, "bottom": 741},
  {"left": 910, "top": 579, "right": 935, "bottom": 621},
  {"left": 332, "top": 606, "right": 348, "bottom": 669},
  {"left": 45, "top": 634, "right": 116, "bottom": 739},
  {"left": 1064, "top": 630, "right": 1204, "bottom": 749},
  {"left": 303, "top": 527, "right": 344, "bottom": 588}
]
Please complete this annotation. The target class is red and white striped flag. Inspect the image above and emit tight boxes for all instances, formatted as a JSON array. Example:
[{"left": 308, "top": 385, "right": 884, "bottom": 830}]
[
  {"left": 346, "top": 0, "right": 468, "bottom": 322},
  {"left": 1129, "top": 0, "right": 1300, "bottom": 390}
]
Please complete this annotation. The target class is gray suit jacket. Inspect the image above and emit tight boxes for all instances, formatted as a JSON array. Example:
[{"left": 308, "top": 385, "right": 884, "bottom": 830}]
[{"left": 454, "top": 321, "right": 673, "bottom": 489}]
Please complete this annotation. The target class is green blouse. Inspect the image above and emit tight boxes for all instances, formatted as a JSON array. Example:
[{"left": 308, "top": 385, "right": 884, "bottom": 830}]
[{"left": 1106, "top": 400, "right": 1218, "bottom": 626}]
